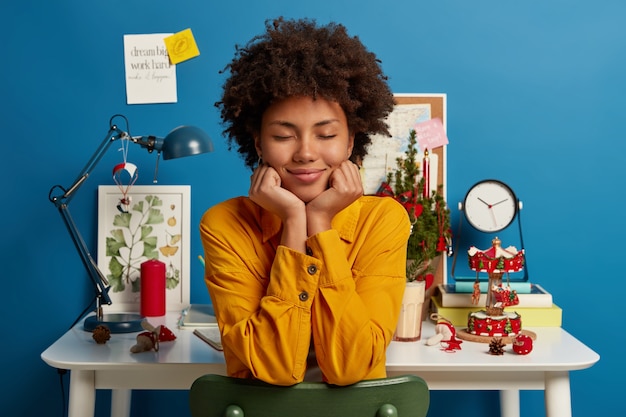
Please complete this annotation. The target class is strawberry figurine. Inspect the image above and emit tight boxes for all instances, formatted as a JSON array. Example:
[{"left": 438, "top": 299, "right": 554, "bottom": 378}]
[{"left": 512, "top": 333, "right": 533, "bottom": 355}]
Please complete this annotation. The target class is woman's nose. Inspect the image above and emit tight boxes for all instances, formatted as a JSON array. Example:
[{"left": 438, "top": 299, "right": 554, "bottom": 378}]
[{"left": 293, "top": 135, "right": 317, "bottom": 162}]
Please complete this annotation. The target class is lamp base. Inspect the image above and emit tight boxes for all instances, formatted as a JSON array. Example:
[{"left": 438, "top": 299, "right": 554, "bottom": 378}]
[{"left": 83, "top": 313, "right": 145, "bottom": 333}]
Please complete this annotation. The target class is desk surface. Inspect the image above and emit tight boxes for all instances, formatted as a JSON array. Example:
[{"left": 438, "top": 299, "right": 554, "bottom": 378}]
[
  {"left": 42, "top": 315, "right": 225, "bottom": 373},
  {"left": 41, "top": 313, "right": 600, "bottom": 417},
  {"left": 42, "top": 313, "right": 599, "bottom": 376}
]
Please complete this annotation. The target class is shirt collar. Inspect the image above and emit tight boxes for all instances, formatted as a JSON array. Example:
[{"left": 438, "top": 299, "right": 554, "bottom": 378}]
[{"left": 259, "top": 199, "right": 362, "bottom": 244}]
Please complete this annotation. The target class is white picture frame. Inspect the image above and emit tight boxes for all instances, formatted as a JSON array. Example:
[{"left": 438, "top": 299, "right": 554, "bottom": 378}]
[{"left": 97, "top": 185, "right": 191, "bottom": 312}]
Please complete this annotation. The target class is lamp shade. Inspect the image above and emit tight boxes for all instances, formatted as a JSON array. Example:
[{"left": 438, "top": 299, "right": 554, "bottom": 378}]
[{"left": 161, "top": 126, "right": 214, "bottom": 160}]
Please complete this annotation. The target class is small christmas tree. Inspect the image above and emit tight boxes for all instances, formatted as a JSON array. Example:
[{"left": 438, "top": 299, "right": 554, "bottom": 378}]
[{"left": 382, "top": 129, "right": 452, "bottom": 281}]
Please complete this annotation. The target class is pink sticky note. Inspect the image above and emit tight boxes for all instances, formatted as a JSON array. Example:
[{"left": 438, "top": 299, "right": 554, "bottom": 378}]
[{"left": 413, "top": 118, "right": 448, "bottom": 150}]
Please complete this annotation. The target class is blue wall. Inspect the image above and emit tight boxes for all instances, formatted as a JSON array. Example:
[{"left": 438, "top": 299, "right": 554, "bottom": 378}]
[{"left": 3, "top": 1, "right": 621, "bottom": 416}]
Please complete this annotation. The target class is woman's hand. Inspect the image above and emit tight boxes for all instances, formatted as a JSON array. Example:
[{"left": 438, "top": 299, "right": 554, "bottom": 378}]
[
  {"left": 249, "top": 164, "right": 305, "bottom": 221},
  {"left": 249, "top": 164, "right": 307, "bottom": 252},
  {"left": 306, "top": 160, "right": 363, "bottom": 235}
]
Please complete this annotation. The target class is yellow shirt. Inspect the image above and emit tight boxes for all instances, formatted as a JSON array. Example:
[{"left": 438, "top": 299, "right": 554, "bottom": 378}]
[{"left": 199, "top": 195, "right": 410, "bottom": 386}]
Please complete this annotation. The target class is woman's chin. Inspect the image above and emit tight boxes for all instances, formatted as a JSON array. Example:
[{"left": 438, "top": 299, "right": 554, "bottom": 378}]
[{"left": 292, "top": 189, "right": 323, "bottom": 204}]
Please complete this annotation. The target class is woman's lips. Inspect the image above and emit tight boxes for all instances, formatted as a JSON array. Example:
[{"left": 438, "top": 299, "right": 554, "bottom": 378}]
[{"left": 288, "top": 169, "right": 324, "bottom": 183}]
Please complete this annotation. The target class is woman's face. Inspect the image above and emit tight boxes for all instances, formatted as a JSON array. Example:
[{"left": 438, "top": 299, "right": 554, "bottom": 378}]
[{"left": 255, "top": 96, "right": 354, "bottom": 203}]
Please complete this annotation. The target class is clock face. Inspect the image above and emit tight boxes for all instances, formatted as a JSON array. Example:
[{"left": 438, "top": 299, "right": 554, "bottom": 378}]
[{"left": 462, "top": 180, "right": 518, "bottom": 233}]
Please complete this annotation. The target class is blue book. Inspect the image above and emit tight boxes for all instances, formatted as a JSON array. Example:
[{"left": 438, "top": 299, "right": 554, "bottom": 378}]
[{"left": 453, "top": 280, "right": 532, "bottom": 293}]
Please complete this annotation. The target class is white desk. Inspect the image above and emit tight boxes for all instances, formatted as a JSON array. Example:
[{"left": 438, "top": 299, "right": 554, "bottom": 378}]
[{"left": 41, "top": 313, "right": 599, "bottom": 417}]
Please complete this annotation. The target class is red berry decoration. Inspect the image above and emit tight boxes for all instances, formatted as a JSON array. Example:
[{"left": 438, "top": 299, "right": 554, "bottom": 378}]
[{"left": 512, "top": 334, "right": 533, "bottom": 355}]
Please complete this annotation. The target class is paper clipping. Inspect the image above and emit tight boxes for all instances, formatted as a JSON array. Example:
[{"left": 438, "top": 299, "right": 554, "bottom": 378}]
[{"left": 123, "top": 33, "right": 177, "bottom": 104}]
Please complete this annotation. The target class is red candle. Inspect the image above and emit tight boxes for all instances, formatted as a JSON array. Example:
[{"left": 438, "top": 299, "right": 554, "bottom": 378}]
[
  {"left": 141, "top": 259, "right": 166, "bottom": 317},
  {"left": 422, "top": 148, "right": 430, "bottom": 198}
]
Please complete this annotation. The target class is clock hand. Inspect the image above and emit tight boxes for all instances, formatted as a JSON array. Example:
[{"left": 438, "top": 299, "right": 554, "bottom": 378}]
[
  {"left": 492, "top": 198, "right": 509, "bottom": 207},
  {"left": 490, "top": 206, "right": 498, "bottom": 227},
  {"left": 477, "top": 197, "right": 491, "bottom": 207}
]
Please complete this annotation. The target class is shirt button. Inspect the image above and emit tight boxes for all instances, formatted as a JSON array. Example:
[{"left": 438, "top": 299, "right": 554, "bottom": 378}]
[
  {"left": 299, "top": 291, "right": 309, "bottom": 301},
  {"left": 307, "top": 265, "right": 317, "bottom": 275}
]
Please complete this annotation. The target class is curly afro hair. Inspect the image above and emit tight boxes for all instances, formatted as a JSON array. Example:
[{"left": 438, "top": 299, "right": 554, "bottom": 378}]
[{"left": 216, "top": 17, "right": 395, "bottom": 170}]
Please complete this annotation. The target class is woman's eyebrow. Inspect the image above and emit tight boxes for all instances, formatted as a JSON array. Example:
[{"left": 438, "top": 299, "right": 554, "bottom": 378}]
[
  {"left": 267, "top": 119, "right": 341, "bottom": 127},
  {"left": 267, "top": 120, "right": 296, "bottom": 128},
  {"left": 313, "top": 119, "right": 341, "bottom": 127}
]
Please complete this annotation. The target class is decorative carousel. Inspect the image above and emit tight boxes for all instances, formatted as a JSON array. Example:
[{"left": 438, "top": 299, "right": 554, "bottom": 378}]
[{"left": 457, "top": 237, "right": 535, "bottom": 343}]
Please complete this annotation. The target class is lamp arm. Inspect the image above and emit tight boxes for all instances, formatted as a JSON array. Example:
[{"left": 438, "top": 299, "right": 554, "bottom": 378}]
[
  {"left": 48, "top": 125, "right": 128, "bottom": 318},
  {"left": 61, "top": 126, "right": 127, "bottom": 204},
  {"left": 57, "top": 202, "right": 112, "bottom": 309}
]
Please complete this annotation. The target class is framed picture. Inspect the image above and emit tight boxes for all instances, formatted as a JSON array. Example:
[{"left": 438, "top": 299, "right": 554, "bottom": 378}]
[
  {"left": 361, "top": 93, "right": 447, "bottom": 196},
  {"left": 97, "top": 185, "right": 191, "bottom": 312}
]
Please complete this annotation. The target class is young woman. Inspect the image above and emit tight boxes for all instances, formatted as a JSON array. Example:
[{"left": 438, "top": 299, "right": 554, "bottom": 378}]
[{"left": 200, "top": 17, "right": 410, "bottom": 386}]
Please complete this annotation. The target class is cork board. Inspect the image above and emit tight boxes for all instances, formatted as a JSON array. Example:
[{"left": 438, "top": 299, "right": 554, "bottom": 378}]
[{"left": 361, "top": 93, "right": 447, "bottom": 197}]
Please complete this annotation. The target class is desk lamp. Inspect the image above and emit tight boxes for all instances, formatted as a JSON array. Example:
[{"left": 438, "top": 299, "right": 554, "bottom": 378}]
[{"left": 48, "top": 114, "right": 213, "bottom": 333}]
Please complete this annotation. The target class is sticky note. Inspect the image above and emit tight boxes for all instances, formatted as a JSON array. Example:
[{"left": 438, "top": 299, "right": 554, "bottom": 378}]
[
  {"left": 413, "top": 118, "right": 449, "bottom": 150},
  {"left": 164, "top": 28, "right": 200, "bottom": 64}
]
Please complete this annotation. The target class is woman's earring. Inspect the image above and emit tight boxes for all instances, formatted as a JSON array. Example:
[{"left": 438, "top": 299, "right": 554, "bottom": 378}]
[{"left": 257, "top": 156, "right": 263, "bottom": 167}]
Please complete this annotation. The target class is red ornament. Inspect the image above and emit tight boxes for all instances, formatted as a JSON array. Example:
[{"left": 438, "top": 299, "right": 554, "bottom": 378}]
[
  {"left": 424, "top": 273, "right": 434, "bottom": 290},
  {"left": 436, "top": 236, "right": 447, "bottom": 252},
  {"left": 375, "top": 183, "right": 424, "bottom": 219},
  {"left": 157, "top": 325, "right": 177, "bottom": 342},
  {"left": 512, "top": 334, "right": 533, "bottom": 355}
]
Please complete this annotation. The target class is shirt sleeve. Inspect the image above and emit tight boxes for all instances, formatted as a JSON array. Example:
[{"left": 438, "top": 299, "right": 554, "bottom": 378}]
[{"left": 200, "top": 200, "right": 318, "bottom": 385}]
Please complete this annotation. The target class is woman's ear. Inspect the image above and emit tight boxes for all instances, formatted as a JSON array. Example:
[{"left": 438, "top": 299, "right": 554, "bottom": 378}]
[
  {"left": 347, "top": 133, "right": 355, "bottom": 158},
  {"left": 254, "top": 134, "right": 262, "bottom": 157}
]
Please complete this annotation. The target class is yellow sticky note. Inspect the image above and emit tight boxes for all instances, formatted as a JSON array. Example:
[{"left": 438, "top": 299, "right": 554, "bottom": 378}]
[{"left": 164, "top": 28, "right": 200, "bottom": 64}]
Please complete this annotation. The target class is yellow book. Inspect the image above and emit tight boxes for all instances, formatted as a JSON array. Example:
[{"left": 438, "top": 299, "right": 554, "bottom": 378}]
[{"left": 430, "top": 297, "right": 562, "bottom": 327}]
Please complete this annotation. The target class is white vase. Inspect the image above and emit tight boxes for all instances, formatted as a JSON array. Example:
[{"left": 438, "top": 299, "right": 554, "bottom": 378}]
[{"left": 394, "top": 280, "right": 426, "bottom": 342}]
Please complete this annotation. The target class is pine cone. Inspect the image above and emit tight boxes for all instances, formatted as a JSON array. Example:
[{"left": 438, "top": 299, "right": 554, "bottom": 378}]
[
  {"left": 92, "top": 325, "right": 111, "bottom": 344},
  {"left": 488, "top": 337, "right": 506, "bottom": 355}
]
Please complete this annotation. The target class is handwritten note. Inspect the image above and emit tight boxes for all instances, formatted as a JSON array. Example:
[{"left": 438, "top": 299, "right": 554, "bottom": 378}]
[
  {"left": 413, "top": 118, "right": 448, "bottom": 151},
  {"left": 123, "top": 33, "right": 177, "bottom": 104},
  {"left": 164, "top": 28, "right": 200, "bottom": 64}
]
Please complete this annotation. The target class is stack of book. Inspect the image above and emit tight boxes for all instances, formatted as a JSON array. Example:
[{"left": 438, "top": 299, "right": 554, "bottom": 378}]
[{"left": 431, "top": 283, "right": 562, "bottom": 327}]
